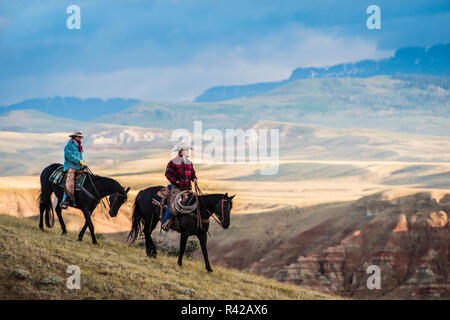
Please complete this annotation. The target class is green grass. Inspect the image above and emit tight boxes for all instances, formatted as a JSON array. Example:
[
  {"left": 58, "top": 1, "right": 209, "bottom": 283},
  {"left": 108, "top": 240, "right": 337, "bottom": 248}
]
[{"left": 0, "top": 214, "right": 338, "bottom": 300}]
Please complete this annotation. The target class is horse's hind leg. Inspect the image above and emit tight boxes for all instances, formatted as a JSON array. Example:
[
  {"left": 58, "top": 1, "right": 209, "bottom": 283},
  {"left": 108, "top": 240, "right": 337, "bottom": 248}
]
[
  {"left": 39, "top": 189, "right": 51, "bottom": 231},
  {"left": 144, "top": 221, "right": 157, "bottom": 257},
  {"left": 39, "top": 201, "right": 45, "bottom": 231}
]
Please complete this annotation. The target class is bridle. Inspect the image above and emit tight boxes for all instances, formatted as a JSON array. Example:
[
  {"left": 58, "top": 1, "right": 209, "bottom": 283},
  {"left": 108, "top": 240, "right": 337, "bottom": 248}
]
[
  {"left": 204, "top": 198, "right": 228, "bottom": 226},
  {"left": 194, "top": 182, "right": 228, "bottom": 227},
  {"left": 216, "top": 199, "right": 227, "bottom": 223},
  {"left": 109, "top": 191, "right": 127, "bottom": 212}
]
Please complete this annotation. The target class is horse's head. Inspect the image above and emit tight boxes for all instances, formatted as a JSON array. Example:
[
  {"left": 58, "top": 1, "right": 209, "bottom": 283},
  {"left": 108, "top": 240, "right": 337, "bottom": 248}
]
[
  {"left": 215, "top": 193, "right": 235, "bottom": 229},
  {"left": 108, "top": 186, "right": 130, "bottom": 217}
]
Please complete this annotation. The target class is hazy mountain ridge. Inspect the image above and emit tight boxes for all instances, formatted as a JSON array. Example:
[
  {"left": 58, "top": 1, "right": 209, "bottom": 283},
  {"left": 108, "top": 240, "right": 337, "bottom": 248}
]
[
  {"left": 195, "top": 43, "right": 450, "bottom": 102},
  {"left": 0, "top": 97, "right": 140, "bottom": 121}
]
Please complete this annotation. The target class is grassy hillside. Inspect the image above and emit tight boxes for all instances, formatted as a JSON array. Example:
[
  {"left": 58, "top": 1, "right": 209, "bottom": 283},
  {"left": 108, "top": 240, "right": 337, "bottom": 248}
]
[{"left": 0, "top": 214, "right": 336, "bottom": 300}]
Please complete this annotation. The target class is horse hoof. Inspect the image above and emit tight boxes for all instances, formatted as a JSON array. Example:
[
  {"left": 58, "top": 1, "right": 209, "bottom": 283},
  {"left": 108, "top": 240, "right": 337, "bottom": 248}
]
[
  {"left": 207, "top": 269, "right": 213, "bottom": 273},
  {"left": 77, "top": 238, "right": 82, "bottom": 241},
  {"left": 147, "top": 254, "right": 157, "bottom": 259},
  {"left": 39, "top": 226, "right": 44, "bottom": 232},
  {"left": 61, "top": 231, "right": 67, "bottom": 236}
]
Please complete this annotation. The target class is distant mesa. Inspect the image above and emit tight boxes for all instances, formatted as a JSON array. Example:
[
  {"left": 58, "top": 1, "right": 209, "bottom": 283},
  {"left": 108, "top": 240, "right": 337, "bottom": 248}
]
[{"left": 194, "top": 43, "right": 450, "bottom": 102}]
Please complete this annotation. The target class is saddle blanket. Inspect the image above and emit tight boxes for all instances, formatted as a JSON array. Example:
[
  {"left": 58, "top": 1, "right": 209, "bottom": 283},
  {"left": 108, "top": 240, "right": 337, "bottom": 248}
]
[{"left": 48, "top": 165, "right": 87, "bottom": 191}]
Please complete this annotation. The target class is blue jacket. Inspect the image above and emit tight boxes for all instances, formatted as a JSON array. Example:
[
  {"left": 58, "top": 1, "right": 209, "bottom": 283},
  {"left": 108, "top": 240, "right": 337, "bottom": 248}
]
[{"left": 64, "top": 139, "right": 84, "bottom": 171}]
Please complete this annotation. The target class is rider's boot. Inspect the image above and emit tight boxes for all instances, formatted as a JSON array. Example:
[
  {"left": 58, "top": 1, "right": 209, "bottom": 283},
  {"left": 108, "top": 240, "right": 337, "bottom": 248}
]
[
  {"left": 60, "top": 193, "right": 69, "bottom": 209},
  {"left": 162, "top": 217, "right": 173, "bottom": 232},
  {"left": 161, "top": 205, "right": 172, "bottom": 231}
]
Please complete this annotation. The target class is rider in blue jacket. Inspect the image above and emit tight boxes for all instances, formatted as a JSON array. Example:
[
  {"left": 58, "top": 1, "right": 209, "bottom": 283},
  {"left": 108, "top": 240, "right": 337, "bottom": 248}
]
[{"left": 61, "top": 131, "right": 88, "bottom": 208}]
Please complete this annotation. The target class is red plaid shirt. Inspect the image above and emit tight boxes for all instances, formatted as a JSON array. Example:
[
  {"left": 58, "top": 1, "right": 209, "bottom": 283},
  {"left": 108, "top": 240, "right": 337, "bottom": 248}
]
[{"left": 165, "top": 156, "right": 197, "bottom": 191}]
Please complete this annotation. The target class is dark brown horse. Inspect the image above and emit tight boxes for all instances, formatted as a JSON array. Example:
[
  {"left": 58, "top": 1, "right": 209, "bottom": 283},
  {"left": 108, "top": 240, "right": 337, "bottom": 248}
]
[
  {"left": 127, "top": 186, "right": 234, "bottom": 272},
  {"left": 38, "top": 163, "right": 130, "bottom": 244}
]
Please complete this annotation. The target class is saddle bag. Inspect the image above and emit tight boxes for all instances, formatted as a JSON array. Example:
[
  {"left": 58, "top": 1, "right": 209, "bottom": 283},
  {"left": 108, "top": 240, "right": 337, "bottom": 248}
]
[{"left": 48, "top": 165, "right": 87, "bottom": 191}]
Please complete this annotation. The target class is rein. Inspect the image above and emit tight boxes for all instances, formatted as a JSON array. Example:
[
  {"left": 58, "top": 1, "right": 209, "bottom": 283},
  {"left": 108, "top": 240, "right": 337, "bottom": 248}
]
[
  {"left": 194, "top": 182, "right": 224, "bottom": 226},
  {"left": 85, "top": 166, "right": 124, "bottom": 212},
  {"left": 194, "top": 182, "right": 203, "bottom": 229}
]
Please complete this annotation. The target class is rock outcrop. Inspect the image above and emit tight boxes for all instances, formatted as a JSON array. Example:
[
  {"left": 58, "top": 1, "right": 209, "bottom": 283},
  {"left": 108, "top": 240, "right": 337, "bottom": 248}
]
[{"left": 207, "top": 192, "right": 449, "bottom": 299}]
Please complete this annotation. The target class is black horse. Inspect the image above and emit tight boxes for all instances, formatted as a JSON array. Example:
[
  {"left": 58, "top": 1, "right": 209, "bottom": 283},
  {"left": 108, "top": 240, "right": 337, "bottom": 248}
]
[
  {"left": 38, "top": 163, "right": 130, "bottom": 244},
  {"left": 127, "top": 186, "right": 234, "bottom": 272}
]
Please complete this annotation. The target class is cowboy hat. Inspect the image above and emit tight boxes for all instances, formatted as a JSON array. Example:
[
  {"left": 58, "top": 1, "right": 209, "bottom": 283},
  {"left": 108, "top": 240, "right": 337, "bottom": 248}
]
[
  {"left": 172, "top": 142, "right": 192, "bottom": 152},
  {"left": 69, "top": 130, "right": 84, "bottom": 138}
]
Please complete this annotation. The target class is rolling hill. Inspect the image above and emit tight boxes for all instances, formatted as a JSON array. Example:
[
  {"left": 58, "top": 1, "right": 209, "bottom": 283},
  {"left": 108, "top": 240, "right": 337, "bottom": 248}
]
[
  {"left": 1, "top": 119, "right": 449, "bottom": 177},
  {"left": 2, "top": 75, "right": 448, "bottom": 136},
  {"left": 0, "top": 97, "right": 140, "bottom": 121},
  {"left": 0, "top": 110, "right": 85, "bottom": 133},
  {"left": 97, "top": 75, "right": 450, "bottom": 135}
]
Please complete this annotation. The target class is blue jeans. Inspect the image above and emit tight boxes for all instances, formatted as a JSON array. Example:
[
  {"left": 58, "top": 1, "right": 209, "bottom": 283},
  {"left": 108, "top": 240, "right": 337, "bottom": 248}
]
[{"left": 162, "top": 184, "right": 173, "bottom": 223}]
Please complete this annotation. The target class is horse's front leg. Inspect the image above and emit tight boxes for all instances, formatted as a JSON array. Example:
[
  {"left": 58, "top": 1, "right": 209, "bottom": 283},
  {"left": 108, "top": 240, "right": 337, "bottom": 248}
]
[
  {"left": 198, "top": 231, "right": 213, "bottom": 272},
  {"left": 55, "top": 199, "right": 67, "bottom": 234},
  {"left": 80, "top": 209, "right": 97, "bottom": 245},
  {"left": 78, "top": 222, "right": 88, "bottom": 241},
  {"left": 177, "top": 231, "right": 189, "bottom": 267}
]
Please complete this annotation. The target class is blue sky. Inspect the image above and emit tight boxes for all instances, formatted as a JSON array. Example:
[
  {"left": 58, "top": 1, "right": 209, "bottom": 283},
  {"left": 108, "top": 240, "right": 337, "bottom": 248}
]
[{"left": 0, "top": 0, "right": 449, "bottom": 104}]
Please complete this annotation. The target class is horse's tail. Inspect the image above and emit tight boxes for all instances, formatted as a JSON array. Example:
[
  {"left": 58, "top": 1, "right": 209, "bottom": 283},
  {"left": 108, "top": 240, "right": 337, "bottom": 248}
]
[
  {"left": 38, "top": 163, "right": 61, "bottom": 229},
  {"left": 38, "top": 187, "right": 54, "bottom": 229},
  {"left": 127, "top": 191, "right": 144, "bottom": 244}
]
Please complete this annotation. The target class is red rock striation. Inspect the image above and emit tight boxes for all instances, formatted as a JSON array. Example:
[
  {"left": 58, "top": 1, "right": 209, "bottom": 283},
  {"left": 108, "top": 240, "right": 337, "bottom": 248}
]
[{"left": 207, "top": 192, "right": 449, "bottom": 299}]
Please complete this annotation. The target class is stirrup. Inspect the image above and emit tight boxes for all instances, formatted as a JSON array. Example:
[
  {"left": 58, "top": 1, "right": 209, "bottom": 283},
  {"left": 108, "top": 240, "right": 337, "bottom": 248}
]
[
  {"left": 162, "top": 219, "right": 172, "bottom": 232},
  {"left": 60, "top": 201, "right": 69, "bottom": 209}
]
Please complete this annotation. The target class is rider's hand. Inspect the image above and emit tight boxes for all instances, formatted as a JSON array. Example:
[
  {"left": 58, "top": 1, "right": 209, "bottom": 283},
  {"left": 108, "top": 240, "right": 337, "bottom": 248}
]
[{"left": 80, "top": 160, "right": 88, "bottom": 167}]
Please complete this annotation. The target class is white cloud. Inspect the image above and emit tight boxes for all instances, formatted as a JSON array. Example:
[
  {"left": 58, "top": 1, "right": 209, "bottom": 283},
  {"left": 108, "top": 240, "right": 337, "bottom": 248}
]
[{"left": 0, "top": 24, "right": 394, "bottom": 104}]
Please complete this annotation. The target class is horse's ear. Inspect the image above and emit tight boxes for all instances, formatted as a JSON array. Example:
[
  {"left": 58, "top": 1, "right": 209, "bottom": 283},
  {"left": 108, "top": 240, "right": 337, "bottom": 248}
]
[
  {"left": 125, "top": 187, "right": 130, "bottom": 194},
  {"left": 225, "top": 192, "right": 228, "bottom": 197},
  {"left": 229, "top": 194, "right": 236, "bottom": 199}
]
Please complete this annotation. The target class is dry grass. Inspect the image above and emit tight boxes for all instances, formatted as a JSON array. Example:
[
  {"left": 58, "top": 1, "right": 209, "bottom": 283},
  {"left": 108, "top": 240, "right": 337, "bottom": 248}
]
[{"left": 0, "top": 214, "right": 338, "bottom": 300}]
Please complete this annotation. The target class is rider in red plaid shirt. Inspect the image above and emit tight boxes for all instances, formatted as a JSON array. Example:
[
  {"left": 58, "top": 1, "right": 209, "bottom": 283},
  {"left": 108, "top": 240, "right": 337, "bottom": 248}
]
[
  {"left": 162, "top": 143, "right": 197, "bottom": 231},
  {"left": 165, "top": 156, "right": 197, "bottom": 190}
]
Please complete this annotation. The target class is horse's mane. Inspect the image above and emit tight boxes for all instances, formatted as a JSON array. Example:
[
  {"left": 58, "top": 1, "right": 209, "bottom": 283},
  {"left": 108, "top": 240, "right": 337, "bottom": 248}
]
[
  {"left": 198, "top": 193, "right": 226, "bottom": 206},
  {"left": 89, "top": 174, "right": 123, "bottom": 192}
]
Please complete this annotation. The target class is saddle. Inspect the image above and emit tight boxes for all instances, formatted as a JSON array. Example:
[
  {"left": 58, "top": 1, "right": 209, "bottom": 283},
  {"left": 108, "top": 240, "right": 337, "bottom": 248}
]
[
  {"left": 152, "top": 187, "right": 193, "bottom": 211},
  {"left": 151, "top": 186, "right": 194, "bottom": 233},
  {"left": 48, "top": 165, "right": 87, "bottom": 191}
]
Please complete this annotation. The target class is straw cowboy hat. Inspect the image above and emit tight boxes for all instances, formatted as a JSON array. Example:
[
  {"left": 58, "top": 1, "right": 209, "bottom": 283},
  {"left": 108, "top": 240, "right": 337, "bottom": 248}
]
[
  {"left": 69, "top": 130, "right": 84, "bottom": 138},
  {"left": 172, "top": 142, "right": 192, "bottom": 152}
]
